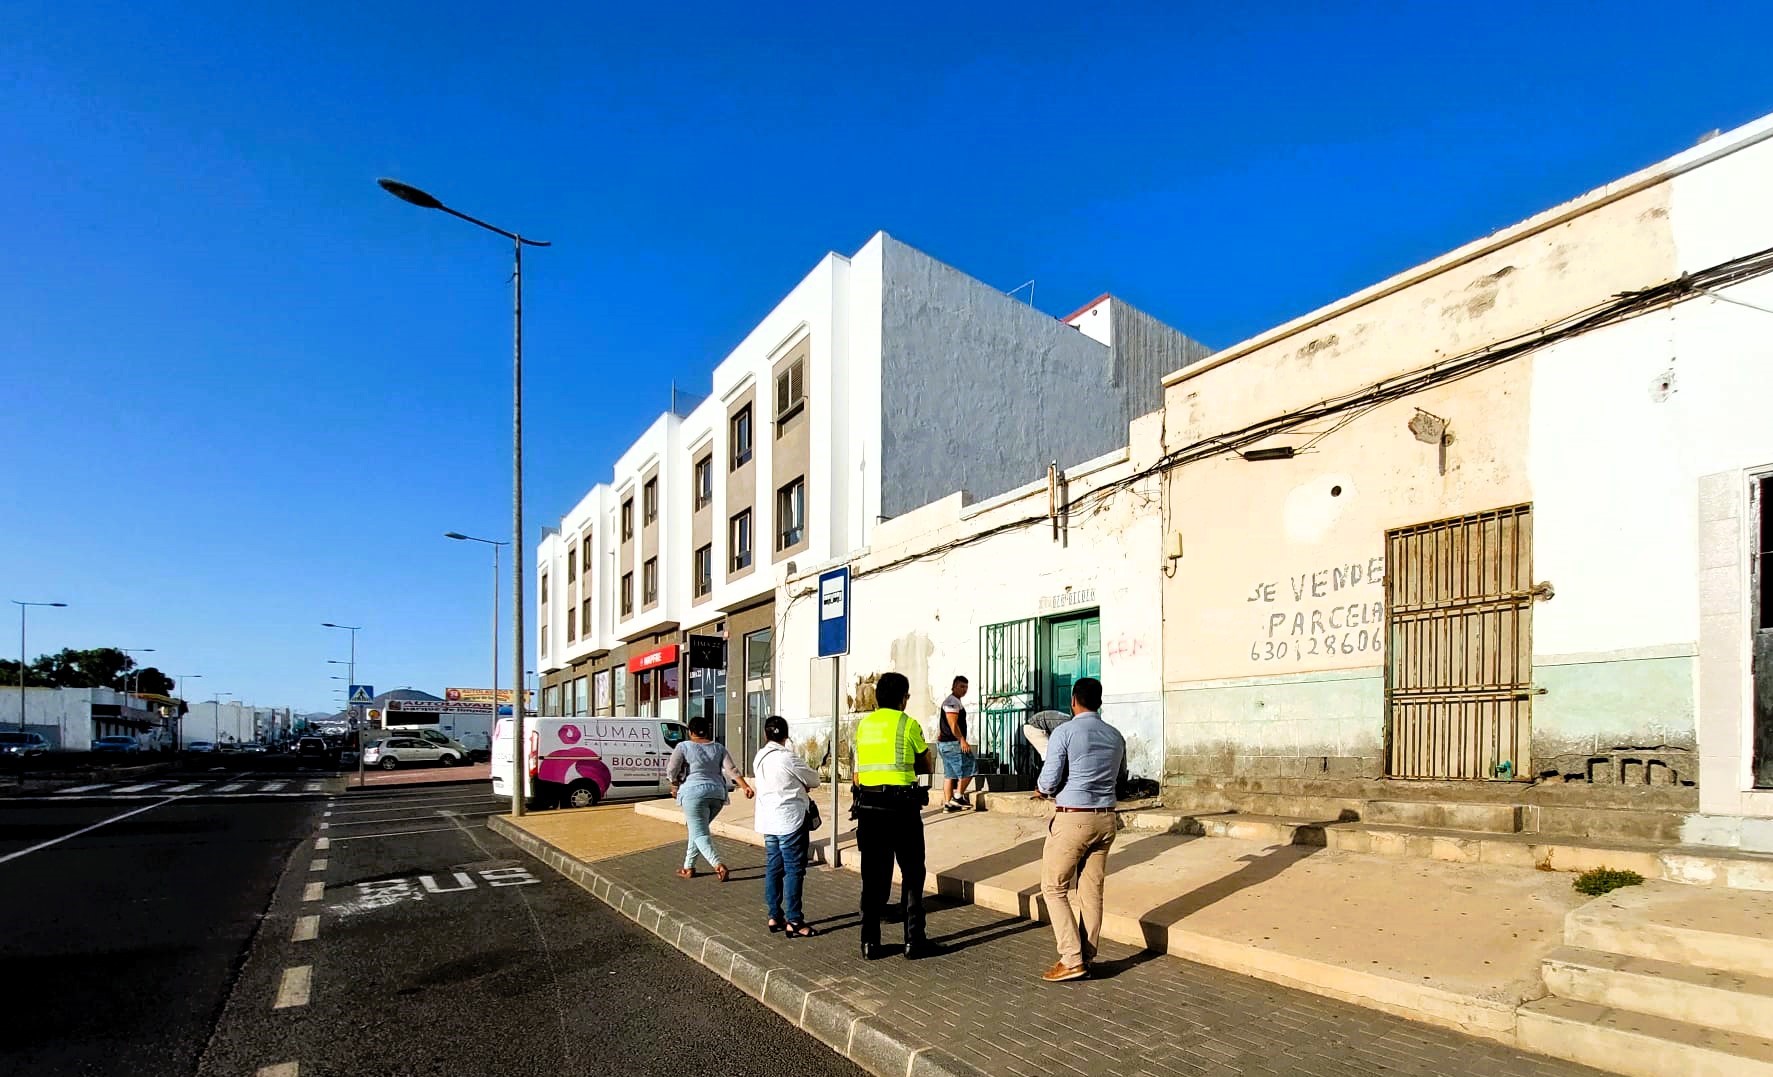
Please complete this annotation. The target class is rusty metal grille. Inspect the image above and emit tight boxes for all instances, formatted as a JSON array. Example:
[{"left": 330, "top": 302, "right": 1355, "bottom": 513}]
[{"left": 1385, "top": 505, "right": 1533, "bottom": 780}]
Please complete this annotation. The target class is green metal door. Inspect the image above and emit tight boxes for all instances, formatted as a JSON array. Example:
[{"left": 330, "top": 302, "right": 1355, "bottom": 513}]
[{"left": 1046, "top": 614, "right": 1101, "bottom": 710}]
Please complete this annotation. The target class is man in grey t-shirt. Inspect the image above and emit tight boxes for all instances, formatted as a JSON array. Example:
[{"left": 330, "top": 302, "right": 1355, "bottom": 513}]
[{"left": 937, "top": 676, "right": 975, "bottom": 811}]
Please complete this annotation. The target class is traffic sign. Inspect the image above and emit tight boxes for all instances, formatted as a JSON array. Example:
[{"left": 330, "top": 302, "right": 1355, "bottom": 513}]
[
  {"left": 348, "top": 684, "right": 375, "bottom": 704},
  {"left": 817, "top": 566, "right": 850, "bottom": 658}
]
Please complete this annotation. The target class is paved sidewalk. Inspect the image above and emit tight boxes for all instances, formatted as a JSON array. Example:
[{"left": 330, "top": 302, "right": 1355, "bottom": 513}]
[{"left": 494, "top": 811, "right": 1601, "bottom": 1077}]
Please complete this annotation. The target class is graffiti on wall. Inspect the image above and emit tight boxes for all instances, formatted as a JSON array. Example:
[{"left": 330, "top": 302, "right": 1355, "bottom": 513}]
[{"left": 1245, "top": 556, "right": 1385, "bottom": 664}]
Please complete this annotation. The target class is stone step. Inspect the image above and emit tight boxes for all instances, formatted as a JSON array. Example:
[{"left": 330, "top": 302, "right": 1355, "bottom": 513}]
[
  {"left": 1565, "top": 884, "right": 1773, "bottom": 977},
  {"left": 1516, "top": 996, "right": 1773, "bottom": 1077},
  {"left": 1364, "top": 799, "right": 1525, "bottom": 833},
  {"left": 1541, "top": 946, "right": 1773, "bottom": 1040}
]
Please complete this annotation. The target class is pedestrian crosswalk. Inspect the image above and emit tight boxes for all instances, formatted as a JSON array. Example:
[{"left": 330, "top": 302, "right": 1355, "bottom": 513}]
[{"left": 27, "top": 778, "right": 331, "bottom": 800}]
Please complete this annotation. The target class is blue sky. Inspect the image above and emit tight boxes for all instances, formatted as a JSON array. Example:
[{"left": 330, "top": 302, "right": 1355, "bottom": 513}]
[{"left": 4, "top": 2, "right": 1771, "bottom": 712}]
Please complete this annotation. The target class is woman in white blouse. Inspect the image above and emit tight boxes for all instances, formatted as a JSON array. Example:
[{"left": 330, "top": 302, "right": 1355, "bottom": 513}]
[{"left": 753, "top": 715, "right": 821, "bottom": 938}]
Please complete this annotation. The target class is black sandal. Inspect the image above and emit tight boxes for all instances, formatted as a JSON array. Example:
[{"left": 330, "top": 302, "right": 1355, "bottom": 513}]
[
  {"left": 784, "top": 921, "right": 819, "bottom": 938},
  {"left": 767, "top": 918, "right": 783, "bottom": 933}
]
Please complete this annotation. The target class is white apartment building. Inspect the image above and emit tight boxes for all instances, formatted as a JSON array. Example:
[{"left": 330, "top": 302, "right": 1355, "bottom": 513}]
[{"left": 538, "top": 232, "right": 1205, "bottom": 768}]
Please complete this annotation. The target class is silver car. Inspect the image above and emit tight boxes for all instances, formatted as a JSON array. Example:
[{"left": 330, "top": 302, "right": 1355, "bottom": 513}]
[
  {"left": 362, "top": 736, "right": 462, "bottom": 770},
  {"left": 0, "top": 731, "right": 50, "bottom": 758}
]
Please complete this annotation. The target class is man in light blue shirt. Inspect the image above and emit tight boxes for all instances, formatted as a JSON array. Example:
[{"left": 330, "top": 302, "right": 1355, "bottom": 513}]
[{"left": 1035, "top": 677, "right": 1125, "bottom": 981}]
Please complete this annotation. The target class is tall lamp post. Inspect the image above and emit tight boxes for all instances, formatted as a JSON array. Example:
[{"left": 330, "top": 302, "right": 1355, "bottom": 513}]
[
  {"left": 118, "top": 647, "right": 156, "bottom": 746},
  {"left": 322, "top": 623, "right": 364, "bottom": 787},
  {"left": 445, "top": 531, "right": 507, "bottom": 767},
  {"left": 172, "top": 673, "right": 201, "bottom": 750},
  {"left": 381, "top": 177, "right": 549, "bottom": 817},
  {"left": 13, "top": 600, "right": 68, "bottom": 733}
]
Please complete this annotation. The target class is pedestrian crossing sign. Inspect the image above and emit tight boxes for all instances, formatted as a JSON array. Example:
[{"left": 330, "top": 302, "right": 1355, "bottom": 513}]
[{"left": 348, "top": 684, "right": 375, "bottom": 704}]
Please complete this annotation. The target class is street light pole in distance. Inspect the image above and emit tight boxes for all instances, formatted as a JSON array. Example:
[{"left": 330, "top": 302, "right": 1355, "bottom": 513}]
[
  {"left": 445, "top": 531, "right": 507, "bottom": 783},
  {"left": 381, "top": 176, "right": 549, "bottom": 817},
  {"left": 12, "top": 601, "right": 68, "bottom": 734},
  {"left": 322, "top": 623, "right": 363, "bottom": 787}
]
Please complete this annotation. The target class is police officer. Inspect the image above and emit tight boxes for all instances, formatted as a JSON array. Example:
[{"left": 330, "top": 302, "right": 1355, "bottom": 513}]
[{"left": 851, "top": 671, "right": 940, "bottom": 960}]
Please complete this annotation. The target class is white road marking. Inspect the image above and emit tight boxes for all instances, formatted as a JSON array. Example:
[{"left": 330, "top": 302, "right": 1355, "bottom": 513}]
[
  {"left": 302, "top": 881, "right": 325, "bottom": 901},
  {"left": 273, "top": 965, "right": 311, "bottom": 1009},
  {"left": 318, "top": 822, "right": 329, "bottom": 830},
  {"left": 113, "top": 783, "right": 162, "bottom": 793},
  {"left": 325, "top": 824, "right": 482, "bottom": 841},
  {"left": 217, "top": 782, "right": 247, "bottom": 792},
  {"left": 291, "top": 915, "right": 319, "bottom": 942},
  {"left": 314, "top": 837, "right": 329, "bottom": 851},
  {"left": 310, "top": 858, "right": 328, "bottom": 871},
  {"left": 166, "top": 783, "right": 203, "bottom": 793},
  {"left": 58, "top": 784, "right": 108, "bottom": 793},
  {"left": 257, "top": 1064, "right": 299, "bottom": 1077},
  {"left": 260, "top": 781, "right": 288, "bottom": 792},
  {"left": 0, "top": 798, "right": 178, "bottom": 866}
]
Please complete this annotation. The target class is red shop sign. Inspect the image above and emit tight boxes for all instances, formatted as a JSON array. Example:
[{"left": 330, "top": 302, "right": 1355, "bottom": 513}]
[{"left": 628, "top": 644, "right": 679, "bottom": 673}]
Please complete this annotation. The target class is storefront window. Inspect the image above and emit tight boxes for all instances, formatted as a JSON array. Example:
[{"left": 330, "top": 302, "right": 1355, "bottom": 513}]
[
  {"left": 689, "top": 662, "right": 729, "bottom": 744},
  {"left": 543, "top": 684, "right": 562, "bottom": 717},
  {"left": 744, "top": 627, "right": 773, "bottom": 757},
  {"left": 637, "top": 670, "right": 654, "bottom": 717},
  {"left": 594, "top": 670, "right": 611, "bottom": 715},
  {"left": 613, "top": 668, "right": 627, "bottom": 712},
  {"left": 573, "top": 677, "right": 589, "bottom": 717}
]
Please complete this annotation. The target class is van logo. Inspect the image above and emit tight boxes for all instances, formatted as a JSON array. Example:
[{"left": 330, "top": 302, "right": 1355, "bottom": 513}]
[{"left": 559, "top": 724, "right": 582, "bottom": 744}]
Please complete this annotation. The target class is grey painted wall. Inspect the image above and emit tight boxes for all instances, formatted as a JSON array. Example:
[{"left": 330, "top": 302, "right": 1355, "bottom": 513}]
[{"left": 878, "top": 236, "right": 1208, "bottom": 517}]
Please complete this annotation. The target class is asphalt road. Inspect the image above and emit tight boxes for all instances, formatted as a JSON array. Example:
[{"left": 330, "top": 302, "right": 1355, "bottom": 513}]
[
  {"left": 0, "top": 782, "right": 320, "bottom": 1077},
  {"left": 0, "top": 777, "right": 861, "bottom": 1077}
]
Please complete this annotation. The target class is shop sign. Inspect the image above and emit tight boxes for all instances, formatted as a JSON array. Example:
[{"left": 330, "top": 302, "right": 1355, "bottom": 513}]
[
  {"left": 688, "top": 634, "right": 725, "bottom": 669},
  {"left": 1038, "top": 587, "right": 1096, "bottom": 613},
  {"left": 628, "top": 644, "right": 679, "bottom": 673}
]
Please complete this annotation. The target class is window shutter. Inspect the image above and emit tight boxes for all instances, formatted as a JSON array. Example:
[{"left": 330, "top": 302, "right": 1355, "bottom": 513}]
[{"left": 792, "top": 359, "right": 804, "bottom": 405}]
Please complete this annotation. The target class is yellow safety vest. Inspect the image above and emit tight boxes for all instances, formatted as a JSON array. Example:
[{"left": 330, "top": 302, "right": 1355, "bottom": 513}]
[{"left": 854, "top": 707, "right": 919, "bottom": 786}]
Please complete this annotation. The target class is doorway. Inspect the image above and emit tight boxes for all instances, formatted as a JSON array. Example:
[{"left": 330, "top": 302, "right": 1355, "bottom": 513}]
[
  {"left": 1385, "top": 504, "right": 1534, "bottom": 780},
  {"left": 1045, "top": 613, "right": 1102, "bottom": 712},
  {"left": 1752, "top": 477, "right": 1773, "bottom": 788}
]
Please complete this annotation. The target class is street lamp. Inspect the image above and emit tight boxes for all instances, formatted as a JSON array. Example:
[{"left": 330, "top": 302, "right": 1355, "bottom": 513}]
[
  {"left": 382, "top": 176, "right": 549, "bottom": 817},
  {"left": 322, "top": 623, "right": 364, "bottom": 788},
  {"left": 445, "top": 531, "right": 507, "bottom": 768},
  {"left": 13, "top": 601, "right": 68, "bottom": 733}
]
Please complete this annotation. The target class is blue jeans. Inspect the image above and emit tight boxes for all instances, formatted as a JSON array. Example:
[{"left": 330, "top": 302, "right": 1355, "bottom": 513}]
[
  {"left": 682, "top": 792, "right": 726, "bottom": 870},
  {"left": 764, "top": 826, "right": 810, "bottom": 924}
]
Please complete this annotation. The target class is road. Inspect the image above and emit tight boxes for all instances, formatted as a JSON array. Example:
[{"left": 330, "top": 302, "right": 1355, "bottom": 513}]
[{"left": 0, "top": 776, "right": 862, "bottom": 1077}]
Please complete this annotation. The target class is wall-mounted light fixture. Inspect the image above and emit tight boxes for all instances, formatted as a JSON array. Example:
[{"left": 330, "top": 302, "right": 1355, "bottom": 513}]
[{"left": 1241, "top": 446, "right": 1296, "bottom": 462}]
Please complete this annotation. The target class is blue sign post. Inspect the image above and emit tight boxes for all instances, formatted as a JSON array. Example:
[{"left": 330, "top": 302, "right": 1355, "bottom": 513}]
[{"left": 817, "top": 567, "right": 850, "bottom": 867}]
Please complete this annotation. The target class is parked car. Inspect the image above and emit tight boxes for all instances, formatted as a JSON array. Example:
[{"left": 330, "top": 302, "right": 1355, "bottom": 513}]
[
  {"left": 187, "top": 741, "right": 216, "bottom": 753},
  {"left": 0, "top": 731, "right": 51, "bottom": 759},
  {"left": 91, "top": 735, "right": 142, "bottom": 753},
  {"left": 237, "top": 742, "right": 267, "bottom": 754},
  {"left": 362, "top": 736, "right": 461, "bottom": 770},
  {"left": 458, "top": 731, "right": 492, "bottom": 763}
]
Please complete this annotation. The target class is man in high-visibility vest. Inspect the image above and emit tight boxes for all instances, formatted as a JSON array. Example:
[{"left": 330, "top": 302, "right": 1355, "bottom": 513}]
[{"left": 851, "top": 671, "right": 939, "bottom": 960}]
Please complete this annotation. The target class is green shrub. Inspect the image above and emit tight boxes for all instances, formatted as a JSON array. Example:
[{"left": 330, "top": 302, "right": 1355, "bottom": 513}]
[{"left": 1573, "top": 867, "right": 1645, "bottom": 897}]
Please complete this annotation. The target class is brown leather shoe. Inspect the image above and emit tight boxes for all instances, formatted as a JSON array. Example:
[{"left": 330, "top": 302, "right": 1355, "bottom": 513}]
[{"left": 1041, "top": 960, "right": 1087, "bottom": 982}]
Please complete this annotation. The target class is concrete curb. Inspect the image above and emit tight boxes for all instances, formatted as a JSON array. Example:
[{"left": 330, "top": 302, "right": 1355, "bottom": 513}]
[{"left": 489, "top": 814, "right": 990, "bottom": 1077}]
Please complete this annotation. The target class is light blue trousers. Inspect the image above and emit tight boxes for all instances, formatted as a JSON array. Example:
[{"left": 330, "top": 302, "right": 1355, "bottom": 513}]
[{"left": 681, "top": 791, "right": 726, "bottom": 870}]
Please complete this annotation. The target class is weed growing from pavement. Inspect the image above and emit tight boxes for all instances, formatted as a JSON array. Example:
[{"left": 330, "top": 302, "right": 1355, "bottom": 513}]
[{"left": 1573, "top": 867, "right": 1645, "bottom": 896}]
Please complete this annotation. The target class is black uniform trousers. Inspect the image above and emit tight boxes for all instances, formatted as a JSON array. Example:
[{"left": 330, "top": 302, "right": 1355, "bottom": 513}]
[{"left": 854, "top": 787, "right": 927, "bottom": 947}]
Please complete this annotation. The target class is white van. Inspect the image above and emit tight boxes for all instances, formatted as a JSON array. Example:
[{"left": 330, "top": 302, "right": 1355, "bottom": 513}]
[{"left": 492, "top": 716, "right": 689, "bottom": 809}]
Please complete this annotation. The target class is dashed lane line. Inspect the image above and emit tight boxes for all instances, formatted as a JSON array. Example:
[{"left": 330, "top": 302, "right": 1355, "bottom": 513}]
[
  {"left": 113, "top": 782, "right": 163, "bottom": 793},
  {"left": 314, "top": 837, "right": 329, "bottom": 851},
  {"left": 59, "top": 784, "right": 108, "bottom": 793},
  {"left": 257, "top": 1064, "right": 299, "bottom": 1077},
  {"left": 166, "top": 783, "right": 203, "bottom": 792},
  {"left": 310, "top": 858, "right": 328, "bottom": 871},
  {"left": 302, "top": 881, "right": 325, "bottom": 902},
  {"left": 216, "top": 782, "right": 247, "bottom": 792},
  {"left": 324, "top": 824, "right": 485, "bottom": 842},
  {"left": 272, "top": 966, "right": 311, "bottom": 1009},
  {"left": 291, "top": 915, "right": 319, "bottom": 942}
]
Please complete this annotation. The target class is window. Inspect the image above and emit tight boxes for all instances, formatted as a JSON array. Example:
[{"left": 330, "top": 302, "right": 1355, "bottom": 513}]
[
  {"left": 730, "top": 510, "right": 753, "bottom": 571},
  {"left": 694, "top": 455, "right": 713, "bottom": 510},
  {"left": 621, "top": 499, "right": 634, "bottom": 541},
  {"left": 694, "top": 544, "right": 713, "bottom": 597},
  {"left": 730, "top": 405, "right": 753, "bottom": 469},
  {"left": 567, "top": 546, "right": 577, "bottom": 582},
  {"left": 540, "top": 572, "right": 550, "bottom": 606},
  {"left": 777, "top": 478, "right": 805, "bottom": 550},
  {"left": 566, "top": 607, "right": 577, "bottom": 643},
  {"left": 621, "top": 572, "right": 634, "bottom": 616},
  {"left": 643, "top": 478, "right": 658, "bottom": 524},
  {"left": 643, "top": 557, "right": 658, "bottom": 604},
  {"left": 613, "top": 667, "right": 627, "bottom": 710},
  {"left": 541, "top": 625, "right": 550, "bottom": 657},
  {"left": 581, "top": 597, "right": 592, "bottom": 639},
  {"left": 775, "top": 358, "right": 805, "bottom": 430}
]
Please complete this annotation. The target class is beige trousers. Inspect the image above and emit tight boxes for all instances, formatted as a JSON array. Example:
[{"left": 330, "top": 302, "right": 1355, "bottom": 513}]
[{"left": 1041, "top": 811, "right": 1117, "bottom": 967}]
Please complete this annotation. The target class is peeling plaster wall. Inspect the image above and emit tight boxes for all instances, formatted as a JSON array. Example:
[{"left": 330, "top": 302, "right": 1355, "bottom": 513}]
[
  {"left": 1161, "top": 175, "right": 1680, "bottom": 782},
  {"left": 778, "top": 415, "right": 1167, "bottom": 780}
]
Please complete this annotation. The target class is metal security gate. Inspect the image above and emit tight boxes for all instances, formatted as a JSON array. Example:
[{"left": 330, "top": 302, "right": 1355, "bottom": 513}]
[
  {"left": 1385, "top": 505, "right": 1534, "bottom": 780},
  {"left": 980, "top": 618, "right": 1039, "bottom": 776}
]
